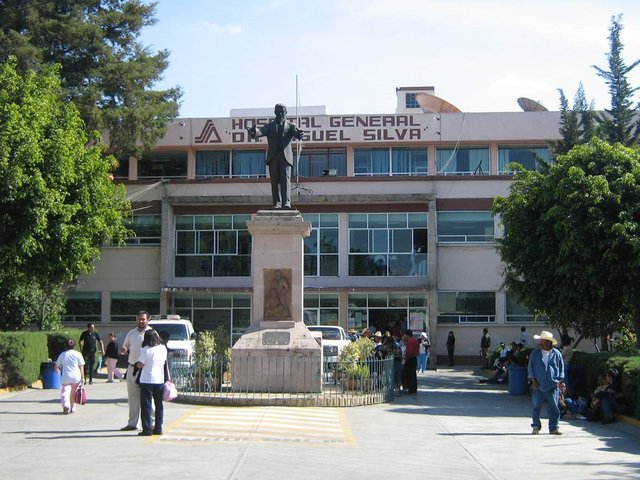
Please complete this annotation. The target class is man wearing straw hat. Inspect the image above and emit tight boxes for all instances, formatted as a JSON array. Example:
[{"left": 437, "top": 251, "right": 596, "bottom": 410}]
[{"left": 527, "top": 330, "right": 565, "bottom": 435}]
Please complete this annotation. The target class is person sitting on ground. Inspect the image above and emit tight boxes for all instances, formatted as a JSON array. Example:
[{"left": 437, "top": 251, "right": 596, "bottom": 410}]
[
  {"left": 558, "top": 383, "right": 587, "bottom": 420},
  {"left": 589, "top": 368, "right": 626, "bottom": 424}
]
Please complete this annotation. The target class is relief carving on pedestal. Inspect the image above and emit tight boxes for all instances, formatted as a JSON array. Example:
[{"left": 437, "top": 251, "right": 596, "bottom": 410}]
[{"left": 264, "top": 268, "right": 292, "bottom": 320}]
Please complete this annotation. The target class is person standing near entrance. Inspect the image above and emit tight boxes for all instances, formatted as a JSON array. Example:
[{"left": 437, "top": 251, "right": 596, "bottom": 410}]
[
  {"left": 119, "top": 311, "right": 152, "bottom": 431},
  {"left": 246, "top": 103, "right": 305, "bottom": 209},
  {"left": 79, "top": 323, "right": 104, "bottom": 385},
  {"left": 480, "top": 328, "right": 491, "bottom": 368},
  {"left": 446, "top": 331, "right": 456, "bottom": 367},
  {"left": 402, "top": 330, "right": 419, "bottom": 393},
  {"left": 528, "top": 330, "right": 565, "bottom": 435}
]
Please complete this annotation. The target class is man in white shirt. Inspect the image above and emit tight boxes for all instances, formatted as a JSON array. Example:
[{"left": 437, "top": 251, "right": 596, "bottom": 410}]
[{"left": 119, "top": 310, "right": 152, "bottom": 431}]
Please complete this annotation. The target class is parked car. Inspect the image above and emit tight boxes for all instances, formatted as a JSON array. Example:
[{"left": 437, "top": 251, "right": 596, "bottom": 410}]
[
  {"left": 307, "top": 325, "right": 351, "bottom": 367},
  {"left": 149, "top": 315, "right": 196, "bottom": 367}
]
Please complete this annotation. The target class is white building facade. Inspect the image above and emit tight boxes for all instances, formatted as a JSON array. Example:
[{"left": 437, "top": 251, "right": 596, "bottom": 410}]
[{"left": 68, "top": 88, "right": 562, "bottom": 364}]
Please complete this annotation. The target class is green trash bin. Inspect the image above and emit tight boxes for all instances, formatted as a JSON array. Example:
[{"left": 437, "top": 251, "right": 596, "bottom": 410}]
[{"left": 41, "top": 362, "right": 61, "bottom": 389}]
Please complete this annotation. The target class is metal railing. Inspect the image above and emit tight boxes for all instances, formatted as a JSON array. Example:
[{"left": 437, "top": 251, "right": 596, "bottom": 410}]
[{"left": 168, "top": 353, "right": 395, "bottom": 407}]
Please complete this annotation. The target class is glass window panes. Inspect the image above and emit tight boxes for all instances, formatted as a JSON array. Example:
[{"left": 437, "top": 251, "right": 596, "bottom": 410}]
[
  {"left": 63, "top": 292, "right": 101, "bottom": 323},
  {"left": 436, "top": 147, "right": 489, "bottom": 175},
  {"left": 110, "top": 292, "right": 160, "bottom": 322},
  {"left": 354, "top": 148, "right": 389, "bottom": 176},
  {"left": 437, "top": 211, "right": 494, "bottom": 243},
  {"left": 138, "top": 152, "right": 187, "bottom": 178},
  {"left": 296, "top": 148, "right": 346, "bottom": 177},
  {"left": 125, "top": 215, "right": 161, "bottom": 245},
  {"left": 348, "top": 213, "right": 428, "bottom": 277},
  {"left": 391, "top": 148, "right": 428, "bottom": 175},
  {"left": 232, "top": 151, "right": 266, "bottom": 178},
  {"left": 437, "top": 291, "right": 496, "bottom": 323},
  {"left": 304, "top": 214, "right": 339, "bottom": 277},
  {"left": 196, "top": 150, "right": 230, "bottom": 177},
  {"left": 498, "top": 146, "right": 553, "bottom": 174},
  {"left": 175, "top": 215, "right": 251, "bottom": 277},
  {"left": 405, "top": 93, "right": 418, "bottom": 109},
  {"left": 303, "top": 294, "right": 339, "bottom": 326}
]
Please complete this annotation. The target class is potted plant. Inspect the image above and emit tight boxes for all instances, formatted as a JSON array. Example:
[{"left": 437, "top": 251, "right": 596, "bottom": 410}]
[
  {"left": 193, "top": 330, "right": 221, "bottom": 391},
  {"left": 338, "top": 337, "right": 375, "bottom": 391}
]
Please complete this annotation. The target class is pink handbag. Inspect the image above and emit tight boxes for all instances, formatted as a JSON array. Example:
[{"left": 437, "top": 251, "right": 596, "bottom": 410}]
[
  {"left": 163, "top": 381, "right": 178, "bottom": 401},
  {"left": 75, "top": 383, "right": 87, "bottom": 405}
]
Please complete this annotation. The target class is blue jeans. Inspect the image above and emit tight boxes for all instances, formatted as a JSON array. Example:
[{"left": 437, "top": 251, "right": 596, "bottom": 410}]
[
  {"left": 418, "top": 353, "right": 428, "bottom": 372},
  {"left": 531, "top": 386, "right": 560, "bottom": 432},
  {"left": 140, "top": 383, "right": 164, "bottom": 434},
  {"left": 601, "top": 397, "right": 622, "bottom": 418}
]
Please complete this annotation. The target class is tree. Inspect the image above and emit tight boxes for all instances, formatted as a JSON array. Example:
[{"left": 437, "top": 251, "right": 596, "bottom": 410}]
[
  {"left": 553, "top": 84, "right": 596, "bottom": 156},
  {"left": 494, "top": 138, "right": 640, "bottom": 347},
  {"left": 0, "top": 0, "right": 181, "bottom": 158},
  {"left": 593, "top": 15, "right": 640, "bottom": 146},
  {"left": 0, "top": 58, "right": 131, "bottom": 330}
]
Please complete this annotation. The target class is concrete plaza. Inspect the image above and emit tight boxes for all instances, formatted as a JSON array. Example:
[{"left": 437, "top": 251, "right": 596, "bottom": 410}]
[{"left": 1, "top": 367, "right": 638, "bottom": 480}]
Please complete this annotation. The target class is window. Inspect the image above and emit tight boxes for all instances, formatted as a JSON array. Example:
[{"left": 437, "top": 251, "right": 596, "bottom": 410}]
[
  {"left": 110, "top": 292, "right": 160, "bottom": 322},
  {"left": 303, "top": 214, "right": 339, "bottom": 276},
  {"left": 405, "top": 93, "right": 419, "bottom": 109},
  {"left": 138, "top": 152, "right": 187, "bottom": 178},
  {"left": 174, "top": 292, "right": 251, "bottom": 345},
  {"left": 437, "top": 292, "right": 496, "bottom": 323},
  {"left": 196, "top": 151, "right": 231, "bottom": 177},
  {"left": 125, "top": 215, "right": 161, "bottom": 245},
  {"left": 354, "top": 148, "right": 389, "bottom": 176},
  {"left": 175, "top": 214, "right": 251, "bottom": 277},
  {"left": 505, "top": 292, "right": 547, "bottom": 323},
  {"left": 436, "top": 147, "right": 489, "bottom": 175},
  {"left": 498, "top": 146, "right": 553, "bottom": 174},
  {"left": 296, "top": 148, "right": 346, "bottom": 177},
  {"left": 392, "top": 148, "right": 428, "bottom": 175},
  {"left": 232, "top": 150, "right": 266, "bottom": 178},
  {"left": 437, "top": 211, "right": 494, "bottom": 243},
  {"left": 303, "top": 294, "right": 339, "bottom": 326},
  {"left": 63, "top": 292, "right": 101, "bottom": 323},
  {"left": 112, "top": 156, "right": 129, "bottom": 179},
  {"left": 348, "top": 213, "right": 428, "bottom": 276},
  {"left": 347, "top": 292, "right": 428, "bottom": 333}
]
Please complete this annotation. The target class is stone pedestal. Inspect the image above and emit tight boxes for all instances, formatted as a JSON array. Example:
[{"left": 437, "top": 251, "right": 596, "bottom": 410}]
[{"left": 232, "top": 210, "right": 322, "bottom": 392}]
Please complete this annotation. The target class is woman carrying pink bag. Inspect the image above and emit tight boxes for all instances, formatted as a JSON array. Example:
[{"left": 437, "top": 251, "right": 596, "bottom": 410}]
[{"left": 54, "top": 339, "right": 85, "bottom": 414}]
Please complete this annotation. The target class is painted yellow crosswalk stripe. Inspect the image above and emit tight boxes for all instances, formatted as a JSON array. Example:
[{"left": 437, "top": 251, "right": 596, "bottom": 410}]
[{"left": 158, "top": 406, "right": 354, "bottom": 446}]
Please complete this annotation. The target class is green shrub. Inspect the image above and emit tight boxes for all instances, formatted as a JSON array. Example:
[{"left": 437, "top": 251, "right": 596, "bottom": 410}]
[
  {"left": 0, "top": 332, "right": 48, "bottom": 387},
  {"left": 194, "top": 330, "right": 216, "bottom": 372},
  {"left": 571, "top": 350, "right": 640, "bottom": 419}
]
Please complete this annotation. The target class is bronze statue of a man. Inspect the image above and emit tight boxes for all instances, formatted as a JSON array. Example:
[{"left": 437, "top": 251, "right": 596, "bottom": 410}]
[{"left": 246, "top": 104, "right": 304, "bottom": 209}]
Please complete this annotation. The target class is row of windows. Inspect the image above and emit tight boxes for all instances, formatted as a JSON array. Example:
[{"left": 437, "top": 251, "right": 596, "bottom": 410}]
[
  {"left": 119, "top": 146, "right": 553, "bottom": 179},
  {"left": 63, "top": 291, "right": 541, "bottom": 341},
  {"left": 126, "top": 212, "right": 496, "bottom": 276}
]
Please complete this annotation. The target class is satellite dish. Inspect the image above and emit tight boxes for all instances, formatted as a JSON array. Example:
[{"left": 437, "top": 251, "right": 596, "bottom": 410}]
[
  {"left": 416, "top": 93, "right": 462, "bottom": 113},
  {"left": 517, "top": 97, "right": 548, "bottom": 112}
]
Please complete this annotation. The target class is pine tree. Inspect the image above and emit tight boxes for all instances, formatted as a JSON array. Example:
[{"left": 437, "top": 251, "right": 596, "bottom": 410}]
[
  {"left": 0, "top": 0, "right": 181, "bottom": 158},
  {"left": 593, "top": 15, "right": 640, "bottom": 146}
]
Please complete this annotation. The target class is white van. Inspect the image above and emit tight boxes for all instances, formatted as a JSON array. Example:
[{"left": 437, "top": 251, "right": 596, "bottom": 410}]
[{"left": 149, "top": 315, "right": 196, "bottom": 366}]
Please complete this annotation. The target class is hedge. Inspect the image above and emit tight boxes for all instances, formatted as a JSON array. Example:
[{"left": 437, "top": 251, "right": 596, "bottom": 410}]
[
  {"left": 571, "top": 351, "right": 640, "bottom": 419},
  {"left": 0, "top": 329, "right": 83, "bottom": 388}
]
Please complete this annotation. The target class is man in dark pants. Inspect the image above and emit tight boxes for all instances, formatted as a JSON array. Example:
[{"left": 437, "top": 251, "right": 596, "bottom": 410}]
[
  {"left": 79, "top": 323, "right": 104, "bottom": 385},
  {"left": 246, "top": 103, "right": 304, "bottom": 209},
  {"left": 402, "top": 330, "right": 419, "bottom": 393}
]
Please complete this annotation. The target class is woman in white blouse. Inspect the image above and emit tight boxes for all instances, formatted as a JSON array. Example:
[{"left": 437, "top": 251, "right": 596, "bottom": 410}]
[
  {"left": 55, "top": 339, "right": 85, "bottom": 414},
  {"left": 136, "top": 330, "right": 167, "bottom": 436}
]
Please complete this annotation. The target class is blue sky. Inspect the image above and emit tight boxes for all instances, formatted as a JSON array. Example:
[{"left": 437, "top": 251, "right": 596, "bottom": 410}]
[{"left": 140, "top": 0, "right": 640, "bottom": 118}]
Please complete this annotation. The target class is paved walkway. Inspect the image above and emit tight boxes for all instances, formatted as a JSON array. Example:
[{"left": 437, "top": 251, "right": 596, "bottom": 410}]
[{"left": 1, "top": 367, "right": 638, "bottom": 480}]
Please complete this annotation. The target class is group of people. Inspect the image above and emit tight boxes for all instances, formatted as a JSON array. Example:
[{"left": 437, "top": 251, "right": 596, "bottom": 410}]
[
  {"left": 54, "top": 311, "right": 169, "bottom": 436},
  {"left": 526, "top": 330, "right": 627, "bottom": 435},
  {"left": 350, "top": 327, "right": 434, "bottom": 395}
]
